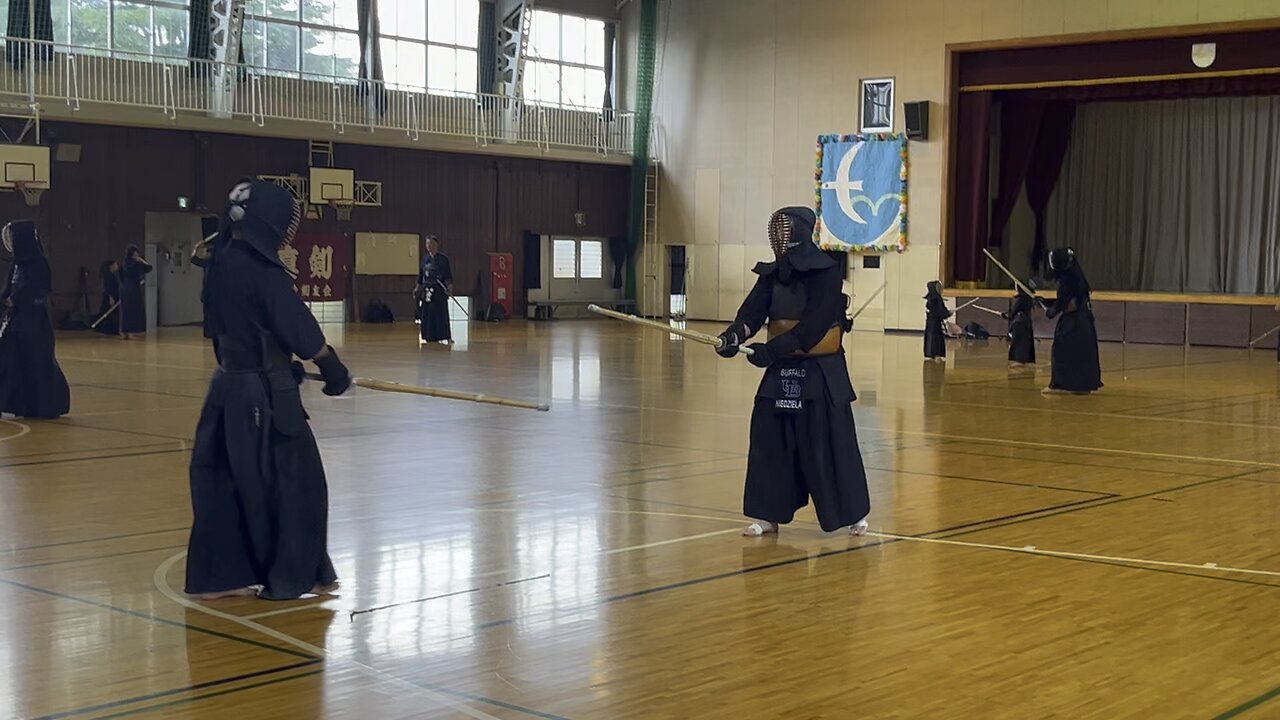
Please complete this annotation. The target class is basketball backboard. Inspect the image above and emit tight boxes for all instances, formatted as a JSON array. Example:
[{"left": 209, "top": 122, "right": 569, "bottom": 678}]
[{"left": 308, "top": 167, "right": 354, "bottom": 204}]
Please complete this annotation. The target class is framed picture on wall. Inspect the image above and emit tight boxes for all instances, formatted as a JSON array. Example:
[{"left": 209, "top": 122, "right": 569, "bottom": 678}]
[{"left": 860, "top": 78, "right": 895, "bottom": 133}]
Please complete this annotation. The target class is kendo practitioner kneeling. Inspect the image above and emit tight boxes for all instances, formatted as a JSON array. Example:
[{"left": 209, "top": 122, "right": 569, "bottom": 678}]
[
  {"left": 716, "top": 206, "right": 871, "bottom": 537},
  {"left": 185, "top": 179, "right": 351, "bottom": 601}
]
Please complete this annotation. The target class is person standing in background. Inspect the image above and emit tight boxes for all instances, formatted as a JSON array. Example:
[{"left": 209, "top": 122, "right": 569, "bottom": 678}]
[
  {"left": 96, "top": 259, "right": 121, "bottom": 336},
  {"left": 417, "top": 235, "right": 454, "bottom": 345},
  {"left": 120, "top": 245, "right": 152, "bottom": 340}
]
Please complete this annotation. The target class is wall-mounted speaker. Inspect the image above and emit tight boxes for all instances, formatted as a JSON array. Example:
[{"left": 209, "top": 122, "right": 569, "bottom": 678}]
[
  {"left": 54, "top": 143, "right": 81, "bottom": 162},
  {"left": 904, "top": 101, "right": 929, "bottom": 141}
]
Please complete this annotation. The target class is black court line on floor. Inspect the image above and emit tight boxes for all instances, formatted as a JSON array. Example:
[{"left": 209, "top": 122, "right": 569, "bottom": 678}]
[
  {"left": 28, "top": 660, "right": 321, "bottom": 720},
  {"left": 610, "top": 492, "right": 1280, "bottom": 594},
  {"left": 1213, "top": 682, "right": 1280, "bottom": 720},
  {"left": 89, "top": 668, "right": 326, "bottom": 720},
  {"left": 0, "top": 577, "right": 318, "bottom": 660},
  {"left": 862, "top": 464, "right": 1120, "bottom": 497},
  {"left": 52, "top": 419, "right": 193, "bottom": 443},
  {"left": 471, "top": 494, "right": 1111, "bottom": 632},
  {"left": 8, "top": 525, "right": 189, "bottom": 552},
  {"left": 1, "top": 543, "right": 186, "bottom": 571},
  {"left": 918, "top": 444, "right": 1223, "bottom": 479},
  {"left": 70, "top": 382, "right": 208, "bottom": 401},
  {"left": 0, "top": 447, "right": 190, "bottom": 470}
]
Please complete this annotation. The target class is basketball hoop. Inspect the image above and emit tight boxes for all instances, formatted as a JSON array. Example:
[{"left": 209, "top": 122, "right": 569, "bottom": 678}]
[
  {"left": 330, "top": 199, "right": 354, "bottom": 222},
  {"left": 14, "top": 180, "right": 46, "bottom": 207}
]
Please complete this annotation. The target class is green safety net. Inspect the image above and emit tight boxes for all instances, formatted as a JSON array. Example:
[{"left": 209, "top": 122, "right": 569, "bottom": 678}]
[{"left": 625, "top": 0, "right": 657, "bottom": 300}]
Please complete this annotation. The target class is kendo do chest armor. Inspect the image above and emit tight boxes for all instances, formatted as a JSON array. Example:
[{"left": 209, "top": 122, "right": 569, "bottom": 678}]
[{"left": 766, "top": 281, "right": 843, "bottom": 357}]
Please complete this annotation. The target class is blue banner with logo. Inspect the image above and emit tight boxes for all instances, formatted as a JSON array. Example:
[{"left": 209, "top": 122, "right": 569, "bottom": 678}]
[{"left": 813, "top": 134, "right": 908, "bottom": 253}]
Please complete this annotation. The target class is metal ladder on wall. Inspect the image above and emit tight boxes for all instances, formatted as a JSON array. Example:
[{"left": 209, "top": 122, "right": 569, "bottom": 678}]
[{"left": 640, "top": 161, "right": 663, "bottom": 317}]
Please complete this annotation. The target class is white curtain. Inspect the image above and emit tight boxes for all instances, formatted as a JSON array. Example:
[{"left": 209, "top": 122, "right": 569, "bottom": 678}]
[{"left": 1046, "top": 95, "right": 1280, "bottom": 294}]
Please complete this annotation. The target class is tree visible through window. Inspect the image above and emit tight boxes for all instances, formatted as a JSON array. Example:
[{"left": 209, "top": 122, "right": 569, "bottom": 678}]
[
  {"left": 523, "top": 9, "right": 607, "bottom": 109},
  {"left": 378, "top": 0, "right": 478, "bottom": 94},
  {"left": 49, "top": 0, "right": 189, "bottom": 58}
]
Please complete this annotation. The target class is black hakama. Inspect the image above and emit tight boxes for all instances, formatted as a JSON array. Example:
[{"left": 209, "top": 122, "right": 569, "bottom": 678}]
[
  {"left": 1006, "top": 294, "right": 1035, "bottom": 364},
  {"left": 419, "top": 253, "right": 453, "bottom": 343},
  {"left": 120, "top": 256, "right": 151, "bottom": 335},
  {"left": 1046, "top": 257, "right": 1102, "bottom": 393},
  {"left": 0, "top": 226, "right": 70, "bottom": 419},
  {"left": 744, "top": 354, "right": 870, "bottom": 531},
  {"left": 186, "top": 234, "right": 340, "bottom": 600},
  {"left": 924, "top": 294, "right": 950, "bottom": 359}
]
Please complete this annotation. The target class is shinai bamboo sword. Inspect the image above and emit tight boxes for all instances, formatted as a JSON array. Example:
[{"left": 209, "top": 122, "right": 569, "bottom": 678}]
[{"left": 588, "top": 304, "right": 755, "bottom": 356}]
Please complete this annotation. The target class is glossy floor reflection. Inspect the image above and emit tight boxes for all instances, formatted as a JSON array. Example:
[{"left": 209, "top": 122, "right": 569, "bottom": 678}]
[{"left": 4, "top": 323, "right": 1280, "bottom": 718}]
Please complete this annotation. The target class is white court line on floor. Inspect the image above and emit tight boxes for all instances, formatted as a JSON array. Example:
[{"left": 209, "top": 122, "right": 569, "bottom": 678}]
[
  {"left": 153, "top": 552, "right": 504, "bottom": 720},
  {"left": 868, "top": 531, "right": 1280, "bottom": 579},
  {"left": 0, "top": 419, "right": 31, "bottom": 442}
]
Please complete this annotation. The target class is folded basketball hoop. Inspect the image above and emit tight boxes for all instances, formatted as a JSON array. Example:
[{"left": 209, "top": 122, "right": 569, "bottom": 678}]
[{"left": 14, "top": 180, "right": 46, "bottom": 207}]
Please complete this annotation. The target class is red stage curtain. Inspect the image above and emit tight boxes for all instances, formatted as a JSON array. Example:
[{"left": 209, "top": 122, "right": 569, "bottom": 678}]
[
  {"left": 952, "top": 91, "right": 993, "bottom": 282},
  {"left": 1025, "top": 101, "right": 1076, "bottom": 274}
]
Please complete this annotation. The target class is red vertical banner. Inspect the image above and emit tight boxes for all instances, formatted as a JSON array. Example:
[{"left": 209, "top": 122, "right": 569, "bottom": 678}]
[
  {"left": 281, "top": 234, "right": 349, "bottom": 302},
  {"left": 489, "top": 252, "right": 513, "bottom": 316}
]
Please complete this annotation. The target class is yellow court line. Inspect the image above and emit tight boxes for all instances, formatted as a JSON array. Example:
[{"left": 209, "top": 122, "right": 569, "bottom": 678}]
[{"left": 869, "top": 531, "right": 1280, "bottom": 579}]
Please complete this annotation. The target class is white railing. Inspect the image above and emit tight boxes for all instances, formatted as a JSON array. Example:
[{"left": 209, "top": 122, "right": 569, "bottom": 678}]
[{"left": 0, "top": 37, "right": 635, "bottom": 155}]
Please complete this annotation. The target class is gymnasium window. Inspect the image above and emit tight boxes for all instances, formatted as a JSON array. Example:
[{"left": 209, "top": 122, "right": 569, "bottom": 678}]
[
  {"left": 47, "top": 0, "right": 190, "bottom": 58},
  {"left": 552, "top": 239, "right": 577, "bottom": 279},
  {"left": 242, "top": 0, "right": 361, "bottom": 79},
  {"left": 522, "top": 9, "right": 607, "bottom": 109},
  {"left": 378, "top": 0, "right": 478, "bottom": 95},
  {"left": 552, "top": 238, "right": 603, "bottom": 280}
]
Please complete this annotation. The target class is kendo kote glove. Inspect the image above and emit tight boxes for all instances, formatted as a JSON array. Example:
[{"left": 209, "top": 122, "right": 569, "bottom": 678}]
[
  {"left": 716, "top": 326, "right": 743, "bottom": 358},
  {"left": 745, "top": 342, "right": 774, "bottom": 368},
  {"left": 313, "top": 346, "right": 352, "bottom": 396},
  {"left": 290, "top": 360, "right": 306, "bottom": 386}
]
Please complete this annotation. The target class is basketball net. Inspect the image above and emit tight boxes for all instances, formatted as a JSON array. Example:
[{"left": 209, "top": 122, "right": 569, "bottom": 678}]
[{"left": 14, "top": 181, "right": 45, "bottom": 207}]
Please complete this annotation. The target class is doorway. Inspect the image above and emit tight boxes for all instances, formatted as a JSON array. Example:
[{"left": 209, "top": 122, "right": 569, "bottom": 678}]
[{"left": 144, "top": 212, "right": 205, "bottom": 327}]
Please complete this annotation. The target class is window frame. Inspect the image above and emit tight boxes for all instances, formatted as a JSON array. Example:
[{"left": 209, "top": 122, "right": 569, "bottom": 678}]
[
  {"left": 375, "top": 0, "right": 480, "bottom": 95},
  {"left": 50, "top": 0, "right": 192, "bottom": 60},
  {"left": 522, "top": 9, "right": 608, "bottom": 110}
]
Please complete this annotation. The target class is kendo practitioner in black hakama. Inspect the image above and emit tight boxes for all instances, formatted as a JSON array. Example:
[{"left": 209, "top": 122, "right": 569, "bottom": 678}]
[
  {"left": 185, "top": 179, "right": 351, "bottom": 601},
  {"left": 0, "top": 221, "right": 70, "bottom": 419},
  {"left": 1002, "top": 280, "right": 1036, "bottom": 367},
  {"left": 923, "top": 281, "right": 950, "bottom": 361},
  {"left": 716, "top": 207, "right": 871, "bottom": 537},
  {"left": 96, "top": 260, "right": 122, "bottom": 336},
  {"left": 417, "top": 235, "right": 453, "bottom": 344},
  {"left": 120, "top": 245, "right": 152, "bottom": 340},
  {"left": 1042, "top": 247, "right": 1102, "bottom": 395}
]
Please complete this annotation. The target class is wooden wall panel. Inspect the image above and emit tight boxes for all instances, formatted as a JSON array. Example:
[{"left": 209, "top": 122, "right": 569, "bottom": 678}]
[
  {"left": 1187, "top": 304, "right": 1251, "bottom": 347},
  {"left": 1092, "top": 301, "right": 1125, "bottom": 343},
  {"left": 0, "top": 120, "right": 630, "bottom": 317},
  {"left": 1124, "top": 302, "right": 1186, "bottom": 345},
  {"left": 1249, "top": 306, "right": 1280, "bottom": 350}
]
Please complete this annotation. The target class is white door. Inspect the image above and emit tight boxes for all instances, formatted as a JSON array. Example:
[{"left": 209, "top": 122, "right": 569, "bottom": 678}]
[{"left": 146, "top": 212, "right": 205, "bottom": 327}]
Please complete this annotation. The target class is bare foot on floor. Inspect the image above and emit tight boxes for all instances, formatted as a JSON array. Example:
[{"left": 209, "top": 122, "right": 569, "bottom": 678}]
[
  {"left": 198, "top": 587, "right": 257, "bottom": 600},
  {"left": 309, "top": 582, "right": 340, "bottom": 596}
]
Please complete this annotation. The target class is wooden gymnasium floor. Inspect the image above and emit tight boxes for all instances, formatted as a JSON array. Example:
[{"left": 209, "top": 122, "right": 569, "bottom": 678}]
[{"left": 3, "top": 319, "right": 1280, "bottom": 719}]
